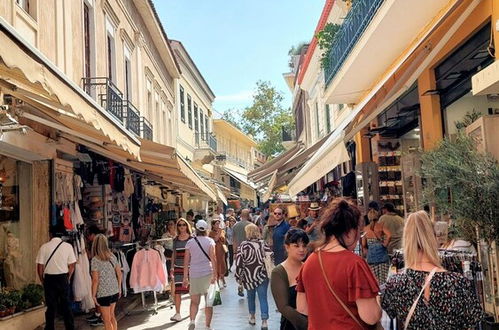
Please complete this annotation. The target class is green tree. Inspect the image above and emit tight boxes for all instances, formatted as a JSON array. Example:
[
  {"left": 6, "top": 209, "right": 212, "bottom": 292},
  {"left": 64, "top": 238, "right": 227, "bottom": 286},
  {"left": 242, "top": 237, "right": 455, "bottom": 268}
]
[
  {"left": 239, "top": 81, "right": 294, "bottom": 157},
  {"left": 316, "top": 22, "right": 341, "bottom": 68},
  {"left": 421, "top": 134, "right": 499, "bottom": 243},
  {"left": 220, "top": 108, "right": 242, "bottom": 130}
]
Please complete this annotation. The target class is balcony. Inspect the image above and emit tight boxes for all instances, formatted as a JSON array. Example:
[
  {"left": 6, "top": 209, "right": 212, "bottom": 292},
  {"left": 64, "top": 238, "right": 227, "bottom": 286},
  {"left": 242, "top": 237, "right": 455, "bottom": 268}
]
[
  {"left": 324, "top": 0, "right": 385, "bottom": 87},
  {"left": 194, "top": 132, "right": 218, "bottom": 164},
  {"left": 140, "top": 117, "right": 153, "bottom": 140},
  {"left": 123, "top": 101, "right": 140, "bottom": 136},
  {"left": 82, "top": 77, "right": 124, "bottom": 122},
  {"left": 323, "top": 0, "right": 451, "bottom": 104}
]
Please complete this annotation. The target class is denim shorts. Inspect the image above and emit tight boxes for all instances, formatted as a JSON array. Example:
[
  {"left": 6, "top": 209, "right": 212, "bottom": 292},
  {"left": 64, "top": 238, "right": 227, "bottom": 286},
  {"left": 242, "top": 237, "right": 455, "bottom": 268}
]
[{"left": 96, "top": 293, "right": 119, "bottom": 307}]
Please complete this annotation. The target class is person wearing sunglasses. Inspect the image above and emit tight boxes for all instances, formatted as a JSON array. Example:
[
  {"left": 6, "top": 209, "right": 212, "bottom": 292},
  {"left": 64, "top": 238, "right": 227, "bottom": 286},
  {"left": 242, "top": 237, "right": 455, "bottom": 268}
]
[
  {"left": 272, "top": 208, "right": 291, "bottom": 265},
  {"left": 169, "top": 218, "right": 192, "bottom": 322}
]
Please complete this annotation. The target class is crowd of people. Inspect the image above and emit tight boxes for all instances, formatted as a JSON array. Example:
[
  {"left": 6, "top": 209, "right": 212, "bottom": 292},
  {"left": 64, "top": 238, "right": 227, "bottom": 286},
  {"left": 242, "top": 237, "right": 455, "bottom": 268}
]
[{"left": 36, "top": 200, "right": 484, "bottom": 330}]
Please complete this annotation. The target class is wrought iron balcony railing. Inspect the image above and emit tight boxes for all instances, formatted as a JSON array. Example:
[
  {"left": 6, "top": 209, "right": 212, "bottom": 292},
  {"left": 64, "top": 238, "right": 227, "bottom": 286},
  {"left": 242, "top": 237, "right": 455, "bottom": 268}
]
[
  {"left": 82, "top": 77, "right": 124, "bottom": 122},
  {"left": 123, "top": 101, "right": 141, "bottom": 136},
  {"left": 140, "top": 117, "right": 153, "bottom": 141},
  {"left": 195, "top": 132, "right": 218, "bottom": 152},
  {"left": 324, "top": 0, "right": 385, "bottom": 86}
]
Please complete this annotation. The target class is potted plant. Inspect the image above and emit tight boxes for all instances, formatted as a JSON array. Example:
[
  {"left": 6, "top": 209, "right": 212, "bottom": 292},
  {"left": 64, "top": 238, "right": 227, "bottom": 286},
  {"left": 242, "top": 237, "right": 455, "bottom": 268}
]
[
  {"left": 0, "top": 304, "right": 7, "bottom": 318},
  {"left": 6, "top": 290, "right": 22, "bottom": 314},
  {"left": 21, "top": 284, "right": 44, "bottom": 309}
]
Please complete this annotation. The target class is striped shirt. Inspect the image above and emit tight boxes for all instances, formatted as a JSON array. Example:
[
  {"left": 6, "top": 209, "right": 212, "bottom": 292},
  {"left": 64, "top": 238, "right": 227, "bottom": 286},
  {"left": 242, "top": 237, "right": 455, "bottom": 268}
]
[{"left": 235, "top": 239, "right": 272, "bottom": 290}]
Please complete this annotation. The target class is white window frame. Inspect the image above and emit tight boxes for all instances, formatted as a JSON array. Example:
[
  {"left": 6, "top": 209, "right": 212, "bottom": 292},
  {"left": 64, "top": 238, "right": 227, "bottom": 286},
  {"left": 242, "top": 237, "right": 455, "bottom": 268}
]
[
  {"left": 123, "top": 44, "right": 132, "bottom": 101},
  {"left": 105, "top": 16, "right": 117, "bottom": 83}
]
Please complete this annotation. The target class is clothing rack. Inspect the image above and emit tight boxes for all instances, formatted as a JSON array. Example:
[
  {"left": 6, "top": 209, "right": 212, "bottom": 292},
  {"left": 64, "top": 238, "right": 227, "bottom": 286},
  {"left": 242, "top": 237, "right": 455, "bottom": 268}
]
[{"left": 125, "top": 240, "right": 173, "bottom": 316}]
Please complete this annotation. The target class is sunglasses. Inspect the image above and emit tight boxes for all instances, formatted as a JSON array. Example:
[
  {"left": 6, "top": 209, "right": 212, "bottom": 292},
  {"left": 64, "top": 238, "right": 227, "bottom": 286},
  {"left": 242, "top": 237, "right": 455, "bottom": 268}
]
[
  {"left": 274, "top": 212, "right": 282, "bottom": 215},
  {"left": 177, "top": 223, "right": 187, "bottom": 227}
]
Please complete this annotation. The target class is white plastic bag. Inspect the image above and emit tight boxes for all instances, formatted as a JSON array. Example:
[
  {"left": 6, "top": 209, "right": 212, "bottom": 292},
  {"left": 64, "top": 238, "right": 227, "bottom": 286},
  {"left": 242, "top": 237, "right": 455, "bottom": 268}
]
[{"left": 206, "top": 282, "right": 219, "bottom": 307}]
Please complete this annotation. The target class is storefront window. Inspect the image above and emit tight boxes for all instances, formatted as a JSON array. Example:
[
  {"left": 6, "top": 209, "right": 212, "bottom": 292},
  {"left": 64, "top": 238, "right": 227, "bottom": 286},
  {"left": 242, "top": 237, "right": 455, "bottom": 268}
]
[{"left": 0, "top": 157, "right": 20, "bottom": 222}]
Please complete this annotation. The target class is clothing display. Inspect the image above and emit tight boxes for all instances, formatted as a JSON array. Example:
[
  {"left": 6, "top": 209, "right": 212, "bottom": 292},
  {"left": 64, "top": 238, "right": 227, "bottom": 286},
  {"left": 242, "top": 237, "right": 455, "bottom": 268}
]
[
  {"left": 115, "top": 250, "right": 130, "bottom": 297},
  {"left": 72, "top": 235, "right": 94, "bottom": 311},
  {"left": 129, "top": 248, "right": 168, "bottom": 293}
]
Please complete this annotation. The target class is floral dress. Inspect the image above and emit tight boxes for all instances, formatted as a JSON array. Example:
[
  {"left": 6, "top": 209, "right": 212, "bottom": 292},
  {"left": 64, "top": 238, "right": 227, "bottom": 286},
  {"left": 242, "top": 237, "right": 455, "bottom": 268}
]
[{"left": 381, "top": 269, "right": 483, "bottom": 329}]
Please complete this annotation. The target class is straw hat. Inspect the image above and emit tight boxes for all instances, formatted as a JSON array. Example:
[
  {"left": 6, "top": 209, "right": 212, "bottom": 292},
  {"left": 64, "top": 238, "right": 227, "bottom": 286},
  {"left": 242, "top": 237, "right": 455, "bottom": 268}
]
[{"left": 308, "top": 202, "right": 321, "bottom": 211}]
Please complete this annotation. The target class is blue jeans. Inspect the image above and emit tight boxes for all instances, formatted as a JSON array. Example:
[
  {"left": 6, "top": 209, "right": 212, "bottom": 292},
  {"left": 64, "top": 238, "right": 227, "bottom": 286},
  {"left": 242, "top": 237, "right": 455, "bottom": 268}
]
[{"left": 246, "top": 279, "right": 269, "bottom": 320}]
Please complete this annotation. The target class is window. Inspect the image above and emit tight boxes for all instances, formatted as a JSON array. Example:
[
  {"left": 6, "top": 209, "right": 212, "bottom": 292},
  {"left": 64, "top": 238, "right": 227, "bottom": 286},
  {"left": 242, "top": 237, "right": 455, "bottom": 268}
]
[
  {"left": 105, "top": 17, "right": 116, "bottom": 83},
  {"left": 325, "top": 104, "right": 331, "bottom": 133},
  {"left": 338, "top": 104, "right": 344, "bottom": 111},
  {"left": 167, "top": 106, "right": 172, "bottom": 145},
  {"left": 205, "top": 116, "right": 209, "bottom": 134},
  {"left": 179, "top": 85, "right": 185, "bottom": 123},
  {"left": 16, "top": 0, "right": 29, "bottom": 12},
  {"left": 146, "top": 79, "right": 152, "bottom": 121},
  {"left": 154, "top": 91, "right": 160, "bottom": 141},
  {"left": 124, "top": 46, "right": 132, "bottom": 100},
  {"left": 200, "top": 110, "right": 204, "bottom": 138},
  {"left": 187, "top": 94, "right": 192, "bottom": 129},
  {"left": 194, "top": 103, "right": 199, "bottom": 133},
  {"left": 315, "top": 102, "right": 320, "bottom": 138}
]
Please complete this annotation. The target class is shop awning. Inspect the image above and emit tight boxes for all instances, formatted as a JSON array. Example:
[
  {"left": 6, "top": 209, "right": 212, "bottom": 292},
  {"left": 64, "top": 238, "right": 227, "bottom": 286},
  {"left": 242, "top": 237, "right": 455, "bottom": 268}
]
[
  {"left": 0, "top": 19, "right": 140, "bottom": 159},
  {"left": 126, "top": 139, "right": 217, "bottom": 201},
  {"left": 223, "top": 167, "right": 256, "bottom": 189},
  {"left": 248, "top": 143, "right": 303, "bottom": 182},
  {"left": 216, "top": 186, "right": 228, "bottom": 206},
  {"left": 262, "top": 170, "right": 278, "bottom": 202},
  {"left": 288, "top": 137, "right": 350, "bottom": 196}
]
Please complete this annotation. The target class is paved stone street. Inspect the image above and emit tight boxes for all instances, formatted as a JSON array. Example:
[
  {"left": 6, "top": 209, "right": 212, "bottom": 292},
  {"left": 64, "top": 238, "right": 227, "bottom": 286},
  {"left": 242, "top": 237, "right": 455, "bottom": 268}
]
[{"left": 117, "top": 273, "right": 281, "bottom": 330}]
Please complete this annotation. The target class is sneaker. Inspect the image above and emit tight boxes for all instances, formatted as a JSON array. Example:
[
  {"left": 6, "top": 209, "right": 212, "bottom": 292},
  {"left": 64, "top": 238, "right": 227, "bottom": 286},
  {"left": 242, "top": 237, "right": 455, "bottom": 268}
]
[
  {"left": 170, "top": 313, "right": 182, "bottom": 322},
  {"left": 237, "top": 285, "right": 244, "bottom": 297},
  {"left": 261, "top": 320, "right": 268, "bottom": 330},
  {"left": 188, "top": 320, "right": 195, "bottom": 330},
  {"left": 249, "top": 315, "right": 256, "bottom": 325},
  {"left": 89, "top": 319, "right": 104, "bottom": 327},
  {"left": 86, "top": 314, "right": 100, "bottom": 322}
]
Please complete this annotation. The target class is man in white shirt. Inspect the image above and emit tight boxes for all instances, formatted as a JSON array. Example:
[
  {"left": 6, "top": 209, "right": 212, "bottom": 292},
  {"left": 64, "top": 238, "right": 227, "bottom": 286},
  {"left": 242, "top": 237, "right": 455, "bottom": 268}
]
[{"left": 36, "top": 230, "right": 77, "bottom": 330}]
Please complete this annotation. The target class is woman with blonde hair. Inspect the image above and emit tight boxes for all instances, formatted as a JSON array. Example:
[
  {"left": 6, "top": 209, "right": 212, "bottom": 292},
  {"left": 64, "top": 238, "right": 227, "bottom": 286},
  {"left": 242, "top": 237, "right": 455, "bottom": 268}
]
[
  {"left": 382, "top": 211, "right": 482, "bottom": 329},
  {"left": 91, "top": 234, "right": 122, "bottom": 330},
  {"left": 170, "top": 218, "right": 192, "bottom": 322},
  {"left": 236, "top": 223, "right": 273, "bottom": 330}
]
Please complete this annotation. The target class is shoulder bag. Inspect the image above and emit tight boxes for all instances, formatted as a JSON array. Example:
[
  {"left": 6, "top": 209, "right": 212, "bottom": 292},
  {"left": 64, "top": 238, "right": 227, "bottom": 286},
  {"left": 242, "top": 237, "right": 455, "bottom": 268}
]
[
  {"left": 318, "top": 250, "right": 384, "bottom": 330},
  {"left": 194, "top": 237, "right": 211, "bottom": 262},
  {"left": 403, "top": 268, "right": 437, "bottom": 330},
  {"left": 43, "top": 241, "right": 64, "bottom": 274},
  {"left": 259, "top": 240, "right": 274, "bottom": 278}
]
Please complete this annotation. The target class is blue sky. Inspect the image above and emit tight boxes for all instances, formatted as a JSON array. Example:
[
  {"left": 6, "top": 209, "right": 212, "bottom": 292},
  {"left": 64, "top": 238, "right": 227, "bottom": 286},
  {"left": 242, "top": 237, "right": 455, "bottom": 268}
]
[{"left": 154, "top": 1, "right": 325, "bottom": 117}]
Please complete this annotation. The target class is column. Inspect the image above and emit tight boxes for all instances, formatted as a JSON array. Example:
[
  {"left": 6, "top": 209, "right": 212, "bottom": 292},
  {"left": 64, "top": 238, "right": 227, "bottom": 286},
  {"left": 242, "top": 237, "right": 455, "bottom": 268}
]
[{"left": 418, "top": 69, "right": 443, "bottom": 150}]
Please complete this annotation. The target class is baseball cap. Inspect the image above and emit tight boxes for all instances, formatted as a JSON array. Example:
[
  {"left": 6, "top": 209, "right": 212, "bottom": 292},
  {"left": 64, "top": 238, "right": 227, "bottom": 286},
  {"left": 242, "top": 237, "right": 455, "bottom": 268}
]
[{"left": 195, "top": 220, "right": 208, "bottom": 231}]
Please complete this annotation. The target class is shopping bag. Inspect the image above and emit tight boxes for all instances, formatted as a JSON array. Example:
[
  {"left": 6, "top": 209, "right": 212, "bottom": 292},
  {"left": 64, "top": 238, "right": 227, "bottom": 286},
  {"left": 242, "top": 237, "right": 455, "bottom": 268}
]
[
  {"left": 206, "top": 282, "right": 219, "bottom": 307},
  {"left": 213, "top": 289, "right": 222, "bottom": 306}
]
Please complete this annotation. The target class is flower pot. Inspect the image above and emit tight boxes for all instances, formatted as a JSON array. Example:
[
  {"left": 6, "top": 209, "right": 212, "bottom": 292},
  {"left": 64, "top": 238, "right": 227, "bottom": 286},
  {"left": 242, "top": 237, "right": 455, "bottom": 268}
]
[
  {"left": 7, "top": 307, "right": 15, "bottom": 315},
  {"left": 0, "top": 310, "right": 6, "bottom": 317}
]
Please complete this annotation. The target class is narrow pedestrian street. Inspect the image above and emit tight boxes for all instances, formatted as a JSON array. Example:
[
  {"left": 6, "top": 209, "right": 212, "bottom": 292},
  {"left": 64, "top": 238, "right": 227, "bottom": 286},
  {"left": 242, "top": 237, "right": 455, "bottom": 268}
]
[{"left": 117, "top": 274, "right": 280, "bottom": 330}]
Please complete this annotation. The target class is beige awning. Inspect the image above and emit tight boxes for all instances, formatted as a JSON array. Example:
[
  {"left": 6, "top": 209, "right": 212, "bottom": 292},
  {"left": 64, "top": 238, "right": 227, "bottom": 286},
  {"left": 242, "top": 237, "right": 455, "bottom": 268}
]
[
  {"left": 262, "top": 170, "right": 278, "bottom": 202},
  {"left": 248, "top": 143, "right": 303, "bottom": 182},
  {"left": 216, "top": 186, "right": 228, "bottom": 206},
  {"left": 0, "top": 22, "right": 140, "bottom": 159},
  {"left": 288, "top": 138, "right": 350, "bottom": 196}
]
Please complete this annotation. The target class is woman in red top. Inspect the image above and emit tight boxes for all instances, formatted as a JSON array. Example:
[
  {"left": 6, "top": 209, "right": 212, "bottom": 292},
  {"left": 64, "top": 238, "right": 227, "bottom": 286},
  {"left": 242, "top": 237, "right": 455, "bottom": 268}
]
[{"left": 296, "top": 199, "right": 381, "bottom": 329}]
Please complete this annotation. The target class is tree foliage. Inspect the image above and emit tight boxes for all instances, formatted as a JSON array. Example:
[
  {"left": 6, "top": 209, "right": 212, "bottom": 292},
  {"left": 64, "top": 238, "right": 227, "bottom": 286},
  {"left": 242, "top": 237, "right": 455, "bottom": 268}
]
[
  {"left": 316, "top": 23, "right": 341, "bottom": 69},
  {"left": 421, "top": 134, "right": 499, "bottom": 243},
  {"left": 220, "top": 108, "right": 242, "bottom": 130},
  {"left": 229, "top": 81, "right": 294, "bottom": 158}
]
